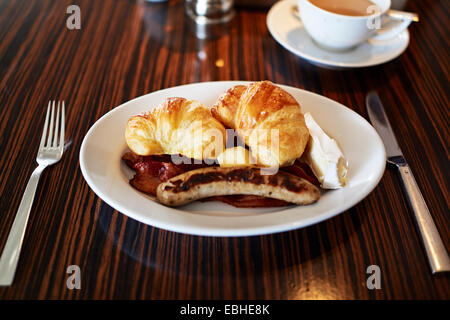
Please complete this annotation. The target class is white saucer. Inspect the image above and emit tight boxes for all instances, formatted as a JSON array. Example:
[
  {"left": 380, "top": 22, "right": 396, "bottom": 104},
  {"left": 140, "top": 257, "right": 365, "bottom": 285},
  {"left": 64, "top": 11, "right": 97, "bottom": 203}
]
[{"left": 267, "top": 0, "right": 410, "bottom": 69}]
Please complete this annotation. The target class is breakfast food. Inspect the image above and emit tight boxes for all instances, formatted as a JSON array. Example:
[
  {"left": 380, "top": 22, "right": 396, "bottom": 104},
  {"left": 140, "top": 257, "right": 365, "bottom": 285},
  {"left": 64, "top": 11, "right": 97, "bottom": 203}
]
[
  {"left": 216, "top": 146, "right": 255, "bottom": 167},
  {"left": 123, "top": 81, "right": 347, "bottom": 208},
  {"left": 212, "top": 85, "right": 247, "bottom": 128},
  {"left": 122, "top": 150, "right": 319, "bottom": 207},
  {"left": 303, "top": 113, "right": 347, "bottom": 189},
  {"left": 157, "top": 166, "right": 320, "bottom": 206},
  {"left": 122, "top": 152, "right": 209, "bottom": 196},
  {"left": 125, "top": 97, "right": 226, "bottom": 160},
  {"left": 212, "top": 81, "right": 310, "bottom": 167}
]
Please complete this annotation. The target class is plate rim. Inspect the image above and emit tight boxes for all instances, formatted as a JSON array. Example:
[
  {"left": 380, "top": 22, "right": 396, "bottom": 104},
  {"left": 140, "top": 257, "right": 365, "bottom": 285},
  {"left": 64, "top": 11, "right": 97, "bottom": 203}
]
[
  {"left": 266, "top": 0, "right": 410, "bottom": 69},
  {"left": 79, "top": 81, "right": 386, "bottom": 236}
]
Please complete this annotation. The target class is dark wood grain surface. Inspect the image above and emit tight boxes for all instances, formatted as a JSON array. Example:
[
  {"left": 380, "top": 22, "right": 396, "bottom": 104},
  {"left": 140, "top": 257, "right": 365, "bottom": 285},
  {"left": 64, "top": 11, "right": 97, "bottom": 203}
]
[{"left": 0, "top": 0, "right": 448, "bottom": 299}]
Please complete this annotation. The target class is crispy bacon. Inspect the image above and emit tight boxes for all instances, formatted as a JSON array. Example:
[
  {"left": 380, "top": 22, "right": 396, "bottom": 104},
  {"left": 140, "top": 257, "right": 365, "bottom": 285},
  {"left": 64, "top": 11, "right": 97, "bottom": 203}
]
[
  {"left": 122, "top": 151, "right": 143, "bottom": 169},
  {"left": 200, "top": 195, "right": 291, "bottom": 207},
  {"left": 281, "top": 160, "right": 320, "bottom": 187},
  {"left": 122, "top": 151, "right": 319, "bottom": 206},
  {"left": 123, "top": 152, "right": 210, "bottom": 196},
  {"left": 130, "top": 174, "right": 162, "bottom": 196}
]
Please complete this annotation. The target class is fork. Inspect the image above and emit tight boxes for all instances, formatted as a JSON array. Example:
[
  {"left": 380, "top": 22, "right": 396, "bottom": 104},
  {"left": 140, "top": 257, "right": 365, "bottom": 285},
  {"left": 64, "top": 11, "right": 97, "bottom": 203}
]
[{"left": 0, "top": 101, "right": 65, "bottom": 286}]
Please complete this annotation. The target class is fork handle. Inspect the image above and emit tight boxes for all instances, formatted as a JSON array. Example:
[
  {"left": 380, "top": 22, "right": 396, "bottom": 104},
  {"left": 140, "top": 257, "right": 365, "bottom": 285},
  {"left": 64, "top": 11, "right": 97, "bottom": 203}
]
[
  {"left": 0, "top": 165, "right": 46, "bottom": 286},
  {"left": 398, "top": 165, "right": 450, "bottom": 273}
]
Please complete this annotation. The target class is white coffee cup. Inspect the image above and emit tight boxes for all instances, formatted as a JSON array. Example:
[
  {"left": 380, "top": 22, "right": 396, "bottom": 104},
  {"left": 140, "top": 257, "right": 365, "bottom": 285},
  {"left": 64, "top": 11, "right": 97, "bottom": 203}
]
[{"left": 297, "top": 0, "right": 415, "bottom": 51}]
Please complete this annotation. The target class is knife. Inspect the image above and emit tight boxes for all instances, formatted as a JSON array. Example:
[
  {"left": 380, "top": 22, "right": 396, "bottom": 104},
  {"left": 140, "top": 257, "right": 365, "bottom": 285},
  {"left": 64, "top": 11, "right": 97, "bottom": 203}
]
[{"left": 366, "top": 91, "right": 450, "bottom": 274}]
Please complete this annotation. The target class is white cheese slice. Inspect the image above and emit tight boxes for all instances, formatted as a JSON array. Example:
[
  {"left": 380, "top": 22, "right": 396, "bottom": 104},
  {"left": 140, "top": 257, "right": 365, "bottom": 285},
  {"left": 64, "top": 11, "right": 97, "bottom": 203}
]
[{"left": 303, "top": 113, "right": 347, "bottom": 189}]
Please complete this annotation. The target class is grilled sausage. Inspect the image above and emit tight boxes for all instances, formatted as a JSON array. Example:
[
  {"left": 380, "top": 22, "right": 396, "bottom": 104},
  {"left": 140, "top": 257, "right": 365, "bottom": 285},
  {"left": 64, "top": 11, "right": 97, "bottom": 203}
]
[{"left": 156, "top": 166, "right": 320, "bottom": 206}]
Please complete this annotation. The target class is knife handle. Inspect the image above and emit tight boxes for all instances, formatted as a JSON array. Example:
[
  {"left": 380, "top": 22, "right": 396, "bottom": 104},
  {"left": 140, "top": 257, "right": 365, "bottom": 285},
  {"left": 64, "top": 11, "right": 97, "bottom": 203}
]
[{"left": 398, "top": 165, "right": 450, "bottom": 273}]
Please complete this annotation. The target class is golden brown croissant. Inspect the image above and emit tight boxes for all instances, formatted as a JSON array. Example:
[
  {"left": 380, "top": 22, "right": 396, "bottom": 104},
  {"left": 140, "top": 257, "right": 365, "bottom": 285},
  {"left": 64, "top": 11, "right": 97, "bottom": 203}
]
[
  {"left": 211, "top": 85, "right": 247, "bottom": 128},
  {"left": 125, "top": 97, "right": 226, "bottom": 160},
  {"left": 212, "top": 81, "right": 309, "bottom": 167}
]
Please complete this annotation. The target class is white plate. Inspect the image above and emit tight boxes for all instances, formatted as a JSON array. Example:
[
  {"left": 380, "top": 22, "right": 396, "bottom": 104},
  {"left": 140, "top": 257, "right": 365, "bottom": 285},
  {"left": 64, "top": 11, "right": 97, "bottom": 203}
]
[
  {"left": 267, "top": 0, "right": 410, "bottom": 69},
  {"left": 80, "top": 81, "right": 386, "bottom": 236}
]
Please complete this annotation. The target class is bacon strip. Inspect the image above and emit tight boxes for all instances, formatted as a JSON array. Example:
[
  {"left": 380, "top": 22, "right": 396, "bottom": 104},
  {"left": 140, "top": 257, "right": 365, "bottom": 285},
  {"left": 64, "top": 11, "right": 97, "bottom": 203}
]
[
  {"left": 200, "top": 195, "right": 291, "bottom": 207},
  {"left": 281, "top": 160, "right": 320, "bottom": 186},
  {"left": 123, "top": 152, "right": 209, "bottom": 196}
]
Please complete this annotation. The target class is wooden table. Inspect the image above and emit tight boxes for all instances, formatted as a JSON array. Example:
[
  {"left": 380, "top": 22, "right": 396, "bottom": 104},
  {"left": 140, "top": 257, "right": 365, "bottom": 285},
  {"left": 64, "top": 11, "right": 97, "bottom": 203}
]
[{"left": 0, "top": 0, "right": 448, "bottom": 300}]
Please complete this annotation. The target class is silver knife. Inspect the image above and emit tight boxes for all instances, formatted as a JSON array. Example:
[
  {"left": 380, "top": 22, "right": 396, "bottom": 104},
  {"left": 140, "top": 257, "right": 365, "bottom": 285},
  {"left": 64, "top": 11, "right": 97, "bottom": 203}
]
[{"left": 366, "top": 91, "right": 450, "bottom": 274}]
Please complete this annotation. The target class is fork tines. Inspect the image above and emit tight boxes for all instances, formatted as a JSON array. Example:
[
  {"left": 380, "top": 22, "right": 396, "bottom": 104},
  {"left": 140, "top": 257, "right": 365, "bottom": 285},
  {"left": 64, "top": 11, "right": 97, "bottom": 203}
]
[{"left": 39, "top": 101, "right": 65, "bottom": 151}]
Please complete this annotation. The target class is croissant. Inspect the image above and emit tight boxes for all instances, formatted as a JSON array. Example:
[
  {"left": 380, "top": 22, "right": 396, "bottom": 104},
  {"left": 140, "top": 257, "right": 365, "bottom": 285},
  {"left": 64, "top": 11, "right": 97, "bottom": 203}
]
[
  {"left": 125, "top": 97, "right": 226, "bottom": 160},
  {"left": 212, "top": 81, "right": 309, "bottom": 167},
  {"left": 211, "top": 85, "right": 247, "bottom": 128}
]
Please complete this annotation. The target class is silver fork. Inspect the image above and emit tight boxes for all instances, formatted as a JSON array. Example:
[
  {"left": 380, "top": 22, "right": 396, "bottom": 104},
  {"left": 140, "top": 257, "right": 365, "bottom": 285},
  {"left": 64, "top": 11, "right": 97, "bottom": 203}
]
[{"left": 0, "top": 101, "right": 65, "bottom": 286}]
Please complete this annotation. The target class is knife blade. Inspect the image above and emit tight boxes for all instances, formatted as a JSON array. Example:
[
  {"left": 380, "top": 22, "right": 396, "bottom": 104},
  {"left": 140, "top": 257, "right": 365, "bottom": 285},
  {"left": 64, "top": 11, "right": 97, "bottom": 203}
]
[
  {"left": 366, "top": 91, "right": 405, "bottom": 165},
  {"left": 366, "top": 91, "right": 450, "bottom": 274}
]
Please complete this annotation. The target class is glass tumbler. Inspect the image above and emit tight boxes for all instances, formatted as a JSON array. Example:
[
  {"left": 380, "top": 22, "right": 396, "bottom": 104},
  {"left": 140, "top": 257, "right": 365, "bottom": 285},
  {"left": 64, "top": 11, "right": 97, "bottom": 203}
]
[{"left": 185, "top": 0, "right": 235, "bottom": 24}]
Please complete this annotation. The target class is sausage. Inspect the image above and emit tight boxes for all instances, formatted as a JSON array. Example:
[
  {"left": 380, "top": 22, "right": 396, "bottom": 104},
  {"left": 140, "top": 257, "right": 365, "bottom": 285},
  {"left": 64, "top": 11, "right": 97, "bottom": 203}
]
[{"left": 156, "top": 166, "right": 321, "bottom": 206}]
